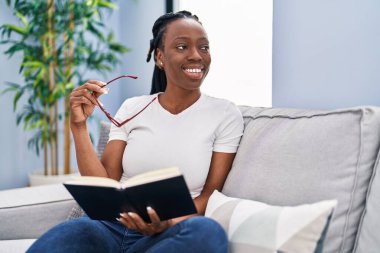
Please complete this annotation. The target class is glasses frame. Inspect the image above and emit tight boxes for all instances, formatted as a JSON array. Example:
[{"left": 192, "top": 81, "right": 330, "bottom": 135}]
[{"left": 93, "top": 75, "right": 157, "bottom": 127}]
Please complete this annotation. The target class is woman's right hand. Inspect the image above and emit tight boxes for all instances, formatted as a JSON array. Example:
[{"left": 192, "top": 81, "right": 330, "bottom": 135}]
[{"left": 69, "top": 80, "right": 108, "bottom": 126}]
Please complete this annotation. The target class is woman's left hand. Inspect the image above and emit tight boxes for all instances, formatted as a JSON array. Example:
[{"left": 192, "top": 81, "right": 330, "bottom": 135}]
[{"left": 118, "top": 207, "right": 172, "bottom": 236}]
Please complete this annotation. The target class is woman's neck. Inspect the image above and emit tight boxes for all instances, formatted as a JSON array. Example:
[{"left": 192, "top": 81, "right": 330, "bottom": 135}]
[{"left": 158, "top": 89, "right": 201, "bottom": 115}]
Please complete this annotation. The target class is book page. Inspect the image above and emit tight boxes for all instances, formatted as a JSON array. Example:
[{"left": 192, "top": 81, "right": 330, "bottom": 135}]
[
  {"left": 65, "top": 176, "right": 121, "bottom": 188},
  {"left": 122, "top": 167, "right": 181, "bottom": 188}
]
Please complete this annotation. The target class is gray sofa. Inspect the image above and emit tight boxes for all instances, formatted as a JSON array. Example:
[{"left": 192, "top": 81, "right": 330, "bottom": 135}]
[{"left": 1, "top": 106, "right": 380, "bottom": 253}]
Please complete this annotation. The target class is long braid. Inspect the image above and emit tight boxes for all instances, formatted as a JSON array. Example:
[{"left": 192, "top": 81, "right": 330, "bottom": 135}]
[{"left": 147, "top": 11, "right": 201, "bottom": 94}]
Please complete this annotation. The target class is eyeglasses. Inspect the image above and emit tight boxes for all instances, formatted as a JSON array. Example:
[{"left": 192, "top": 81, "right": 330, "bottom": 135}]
[{"left": 94, "top": 75, "right": 157, "bottom": 127}]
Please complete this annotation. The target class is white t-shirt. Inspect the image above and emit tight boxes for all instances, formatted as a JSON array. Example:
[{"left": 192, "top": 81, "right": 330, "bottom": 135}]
[{"left": 108, "top": 93, "right": 244, "bottom": 198}]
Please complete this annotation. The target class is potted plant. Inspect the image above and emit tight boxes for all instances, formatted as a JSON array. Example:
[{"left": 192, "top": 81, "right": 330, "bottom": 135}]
[{"left": 0, "top": 0, "right": 128, "bottom": 185}]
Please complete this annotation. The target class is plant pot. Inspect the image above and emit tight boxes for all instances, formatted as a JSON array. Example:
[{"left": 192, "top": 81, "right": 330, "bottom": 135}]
[{"left": 28, "top": 171, "right": 80, "bottom": 187}]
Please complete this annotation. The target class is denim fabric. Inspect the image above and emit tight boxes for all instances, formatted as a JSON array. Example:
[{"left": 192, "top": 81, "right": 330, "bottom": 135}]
[{"left": 26, "top": 216, "right": 227, "bottom": 253}]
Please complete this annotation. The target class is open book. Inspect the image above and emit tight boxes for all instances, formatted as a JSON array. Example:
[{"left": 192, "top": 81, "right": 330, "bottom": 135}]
[{"left": 63, "top": 167, "right": 197, "bottom": 222}]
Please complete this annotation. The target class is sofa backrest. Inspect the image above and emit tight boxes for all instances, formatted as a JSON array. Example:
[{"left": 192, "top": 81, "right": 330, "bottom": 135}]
[
  {"left": 353, "top": 150, "right": 380, "bottom": 253},
  {"left": 223, "top": 106, "right": 380, "bottom": 253},
  {"left": 96, "top": 121, "right": 111, "bottom": 159}
]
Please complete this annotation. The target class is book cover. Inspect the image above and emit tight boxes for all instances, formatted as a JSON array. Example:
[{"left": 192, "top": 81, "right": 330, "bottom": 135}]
[{"left": 63, "top": 167, "right": 197, "bottom": 222}]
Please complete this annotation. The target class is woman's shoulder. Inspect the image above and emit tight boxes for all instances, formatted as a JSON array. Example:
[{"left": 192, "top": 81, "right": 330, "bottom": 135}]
[
  {"left": 201, "top": 93, "right": 240, "bottom": 113},
  {"left": 122, "top": 94, "right": 157, "bottom": 105},
  {"left": 116, "top": 94, "right": 157, "bottom": 116}
]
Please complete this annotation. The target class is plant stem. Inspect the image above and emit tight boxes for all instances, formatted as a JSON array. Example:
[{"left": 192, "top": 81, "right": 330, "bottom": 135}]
[
  {"left": 47, "top": 0, "right": 58, "bottom": 175},
  {"left": 63, "top": 0, "right": 74, "bottom": 175}
]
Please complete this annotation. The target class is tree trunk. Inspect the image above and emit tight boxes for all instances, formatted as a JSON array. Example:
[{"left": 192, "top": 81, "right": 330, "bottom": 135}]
[
  {"left": 47, "top": 0, "right": 58, "bottom": 175},
  {"left": 63, "top": 0, "right": 74, "bottom": 175},
  {"left": 43, "top": 126, "right": 48, "bottom": 176}
]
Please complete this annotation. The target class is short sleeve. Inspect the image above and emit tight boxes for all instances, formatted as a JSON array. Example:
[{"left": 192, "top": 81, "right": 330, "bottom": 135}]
[
  {"left": 108, "top": 123, "right": 128, "bottom": 142},
  {"left": 213, "top": 103, "right": 244, "bottom": 153}
]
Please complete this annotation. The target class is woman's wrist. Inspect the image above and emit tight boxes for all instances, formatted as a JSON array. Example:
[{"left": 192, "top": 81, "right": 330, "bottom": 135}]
[
  {"left": 70, "top": 121, "right": 88, "bottom": 132},
  {"left": 170, "top": 213, "right": 198, "bottom": 226}
]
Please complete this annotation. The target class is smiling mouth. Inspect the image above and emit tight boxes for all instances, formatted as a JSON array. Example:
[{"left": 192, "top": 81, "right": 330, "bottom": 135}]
[{"left": 183, "top": 67, "right": 204, "bottom": 79}]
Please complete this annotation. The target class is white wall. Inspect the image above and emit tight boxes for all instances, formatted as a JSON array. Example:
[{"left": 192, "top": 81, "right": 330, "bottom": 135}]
[{"left": 175, "top": 0, "right": 273, "bottom": 107}]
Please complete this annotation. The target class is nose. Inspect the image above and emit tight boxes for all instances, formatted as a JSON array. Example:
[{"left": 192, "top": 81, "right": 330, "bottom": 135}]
[{"left": 187, "top": 46, "right": 202, "bottom": 61}]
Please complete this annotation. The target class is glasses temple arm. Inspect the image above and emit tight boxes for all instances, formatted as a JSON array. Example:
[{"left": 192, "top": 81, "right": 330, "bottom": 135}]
[{"left": 106, "top": 75, "right": 138, "bottom": 86}]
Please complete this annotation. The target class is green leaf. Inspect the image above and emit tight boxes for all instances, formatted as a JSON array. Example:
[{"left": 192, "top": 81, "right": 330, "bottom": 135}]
[
  {"left": 2, "top": 82, "right": 20, "bottom": 94},
  {"left": 98, "top": 1, "right": 117, "bottom": 10},
  {"left": 4, "top": 43, "right": 26, "bottom": 58},
  {"left": 65, "top": 81, "right": 75, "bottom": 91},
  {"left": 22, "top": 61, "right": 44, "bottom": 68},
  {"left": 2, "top": 24, "right": 27, "bottom": 35},
  {"left": 107, "top": 32, "right": 114, "bottom": 42},
  {"left": 33, "top": 69, "right": 46, "bottom": 88},
  {"left": 109, "top": 43, "right": 129, "bottom": 53},
  {"left": 87, "top": 21, "right": 104, "bottom": 41},
  {"left": 13, "top": 90, "right": 23, "bottom": 111},
  {"left": 15, "top": 11, "right": 29, "bottom": 29}
]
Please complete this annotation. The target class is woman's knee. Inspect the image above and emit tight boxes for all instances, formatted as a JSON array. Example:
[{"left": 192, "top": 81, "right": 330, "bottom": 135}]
[
  {"left": 184, "top": 216, "right": 228, "bottom": 250},
  {"left": 27, "top": 217, "right": 117, "bottom": 253},
  {"left": 58, "top": 217, "right": 103, "bottom": 239},
  {"left": 187, "top": 216, "right": 225, "bottom": 233}
]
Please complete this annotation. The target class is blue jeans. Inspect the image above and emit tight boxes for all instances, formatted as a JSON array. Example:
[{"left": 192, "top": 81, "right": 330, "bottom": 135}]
[{"left": 26, "top": 216, "right": 227, "bottom": 253}]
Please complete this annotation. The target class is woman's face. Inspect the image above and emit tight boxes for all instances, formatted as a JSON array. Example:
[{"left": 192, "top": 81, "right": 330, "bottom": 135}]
[{"left": 157, "top": 18, "right": 211, "bottom": 92}]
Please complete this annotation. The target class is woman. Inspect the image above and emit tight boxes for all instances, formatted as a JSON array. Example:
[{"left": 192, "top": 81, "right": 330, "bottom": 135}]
[{"left": 27, "top": 10, "right": 243, "bottom": 253}]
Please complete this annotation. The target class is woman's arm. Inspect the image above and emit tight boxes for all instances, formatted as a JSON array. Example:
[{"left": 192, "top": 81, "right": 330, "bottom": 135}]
[
  {"left": 70, "top": 80, "right": 124, "bottom": 179},
  {"left": 194, "top": 151, "right": 236, "bottom": 214},
  {"left": 71, "top": 124, "right": 125, "bottom": 180},
  {"left": 170, "top": 151, "right": 236, "bottom": 224}
]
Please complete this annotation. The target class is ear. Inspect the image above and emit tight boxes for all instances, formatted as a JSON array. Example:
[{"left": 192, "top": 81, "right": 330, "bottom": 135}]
[{"left": 155, "top": 48, "right": 164, "bottom": 69}]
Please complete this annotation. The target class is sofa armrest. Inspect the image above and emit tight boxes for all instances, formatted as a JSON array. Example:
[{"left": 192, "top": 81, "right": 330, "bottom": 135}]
[{"left": 0, "top": 184, "right": 75, "bottom": 240}]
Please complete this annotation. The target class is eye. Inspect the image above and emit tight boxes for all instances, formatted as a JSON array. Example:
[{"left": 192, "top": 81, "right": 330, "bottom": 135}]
[
  {"left": 176, "top": 44, "right": 187, "bottom": 50},
  {"left": 200, "top": 44, "right": 210, "bottom": 52}
]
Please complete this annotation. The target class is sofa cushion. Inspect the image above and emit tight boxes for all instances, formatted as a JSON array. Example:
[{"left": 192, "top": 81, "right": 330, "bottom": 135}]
[
  {"left": 97, "top": 120, "right": 112, "bottom": 159},
  {"left": 224, "top": 106, "right": 380, "bottom": 253},
  {"left": 353, "top": 150, "right": 380, "bottom": 253},
  {"left": 206, "top": 190, "right": 337, "bottom": 253},
  {"left": 0, "top": 184, "right": 74, "bottom": 240}
]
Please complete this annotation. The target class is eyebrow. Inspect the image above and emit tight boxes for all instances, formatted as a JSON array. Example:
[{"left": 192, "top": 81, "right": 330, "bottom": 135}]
[{"left": 172, "top": 36, "right": 209, "bottom": 43}]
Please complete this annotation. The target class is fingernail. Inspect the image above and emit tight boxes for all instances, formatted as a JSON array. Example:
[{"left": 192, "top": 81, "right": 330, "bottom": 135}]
[
  {"left": 119, "top": 213, "right": 126, "bottom": 218},
  {"left": 147, "top": 206, "right": 153, "bottom": 212},
  {"left": 128, "top": 212, "right": 134, "bottom": 217},
  {"left": 101, "top": 88, "right": 109, "bottom": 94},
  {"left": 116, "top": 217, "right": 121, "bottom": 221}
]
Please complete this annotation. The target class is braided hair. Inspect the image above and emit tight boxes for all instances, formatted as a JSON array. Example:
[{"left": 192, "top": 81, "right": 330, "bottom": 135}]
[{"left": 146, "top": 11, "right": 201, "bottom": 94}]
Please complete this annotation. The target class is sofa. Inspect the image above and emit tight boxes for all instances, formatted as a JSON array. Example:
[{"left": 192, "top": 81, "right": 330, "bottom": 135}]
[{"left": 1, "top": 106, "right": 380, "bottom": 253}]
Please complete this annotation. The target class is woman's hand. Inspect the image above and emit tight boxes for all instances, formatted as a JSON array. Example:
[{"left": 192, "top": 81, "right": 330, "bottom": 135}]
[
  {"left": 117, "top": 207, "right": 172, "bottom": 236},
  {"left": 69, "top": 80, "right": 108, "bottom": 126}
]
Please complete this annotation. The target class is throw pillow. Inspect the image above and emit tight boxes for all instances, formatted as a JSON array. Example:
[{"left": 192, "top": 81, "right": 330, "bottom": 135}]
[{"left": 205, "top": 190, "right": 337, "bottom": 253}]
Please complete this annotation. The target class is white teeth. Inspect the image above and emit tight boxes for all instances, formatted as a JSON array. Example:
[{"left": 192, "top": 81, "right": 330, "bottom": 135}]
[{"left": 185, "top": 68, "right": 202, "bottom": 73}]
